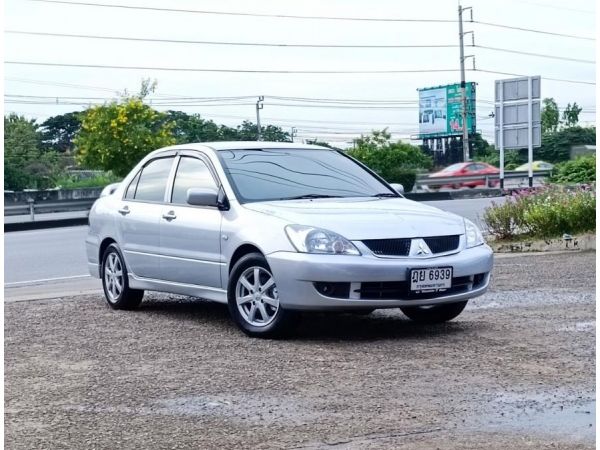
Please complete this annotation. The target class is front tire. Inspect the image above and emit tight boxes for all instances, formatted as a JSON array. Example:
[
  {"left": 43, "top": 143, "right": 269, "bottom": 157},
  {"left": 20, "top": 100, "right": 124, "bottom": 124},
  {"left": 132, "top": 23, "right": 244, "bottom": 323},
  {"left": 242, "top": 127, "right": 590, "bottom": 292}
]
[
  {"left": 101, "top": 243, "right": 144, "bottom": 310},
  {"left": 227, "top": 253, "right": 295, "bottom": 338},
  {"left": 400, "top": 301, "right": 467, "bottom": 324}
]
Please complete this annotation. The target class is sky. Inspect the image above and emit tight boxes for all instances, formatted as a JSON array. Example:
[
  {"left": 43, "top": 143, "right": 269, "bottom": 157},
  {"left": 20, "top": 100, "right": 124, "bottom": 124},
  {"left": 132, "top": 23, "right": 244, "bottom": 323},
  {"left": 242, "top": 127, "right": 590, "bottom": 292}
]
[{"left": 3, "top": 0, "right": 597, "bottom": 146}]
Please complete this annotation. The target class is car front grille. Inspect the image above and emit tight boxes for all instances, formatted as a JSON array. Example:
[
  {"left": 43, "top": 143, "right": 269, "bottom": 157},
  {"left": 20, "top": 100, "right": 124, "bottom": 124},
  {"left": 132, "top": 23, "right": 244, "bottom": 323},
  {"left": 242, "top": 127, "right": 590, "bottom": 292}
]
[
  {"left": 362, "top": 235, "right": 460, "bottom": 257},
  {"left": 361, "top": 238, "right": 412, "bottom": 256},
  {"left": 423, "top": 235, "right": 460, "bottom": 254}
]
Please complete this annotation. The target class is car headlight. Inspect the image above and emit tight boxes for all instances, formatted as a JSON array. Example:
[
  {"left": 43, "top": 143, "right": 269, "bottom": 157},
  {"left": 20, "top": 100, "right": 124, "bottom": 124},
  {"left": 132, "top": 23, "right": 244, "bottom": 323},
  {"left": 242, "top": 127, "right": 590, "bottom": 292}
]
[
  {"left": 464, "top": 219, "right": 484, "bottom": 248},
  {"left": 285, "top": 225, "right": 361, "bottom": 255}
]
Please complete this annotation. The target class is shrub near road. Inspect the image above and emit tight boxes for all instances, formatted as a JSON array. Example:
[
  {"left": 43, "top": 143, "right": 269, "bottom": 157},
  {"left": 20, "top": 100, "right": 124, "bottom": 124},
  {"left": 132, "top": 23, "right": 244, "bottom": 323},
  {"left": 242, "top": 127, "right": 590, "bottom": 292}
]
[
  {"left": 484, "top": 185, "right": 596, "bottom": 240},
  {"left": 551, "top": 155, "right": 596, "bottom": 184},
  {"left": 347, "top": 129, "right": 431, "bottom": 192}
]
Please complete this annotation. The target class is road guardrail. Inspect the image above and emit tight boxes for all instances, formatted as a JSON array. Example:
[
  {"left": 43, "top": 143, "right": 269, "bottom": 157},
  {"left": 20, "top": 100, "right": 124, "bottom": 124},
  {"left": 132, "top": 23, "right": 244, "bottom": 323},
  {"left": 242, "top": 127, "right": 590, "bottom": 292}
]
[
  {"left": 4, "top": 198, "right": 96, "bottom": 220},
  {"left": 415, "top": 170, "right": 551, "bottom": 187}
]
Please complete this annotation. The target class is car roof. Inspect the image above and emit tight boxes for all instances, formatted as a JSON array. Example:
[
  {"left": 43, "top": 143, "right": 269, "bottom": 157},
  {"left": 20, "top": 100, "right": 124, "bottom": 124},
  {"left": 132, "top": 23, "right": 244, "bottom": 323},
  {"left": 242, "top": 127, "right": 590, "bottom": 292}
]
[{"left": 160, "top": 141, "right": 330, "bottom": 152}]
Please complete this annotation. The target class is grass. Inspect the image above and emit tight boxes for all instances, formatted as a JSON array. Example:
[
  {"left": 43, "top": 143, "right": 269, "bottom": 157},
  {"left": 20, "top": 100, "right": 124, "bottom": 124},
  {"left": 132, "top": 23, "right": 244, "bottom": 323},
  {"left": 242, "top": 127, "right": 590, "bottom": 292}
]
[{"left": 483, "top": 184, "right": 595, "bottom": 241}]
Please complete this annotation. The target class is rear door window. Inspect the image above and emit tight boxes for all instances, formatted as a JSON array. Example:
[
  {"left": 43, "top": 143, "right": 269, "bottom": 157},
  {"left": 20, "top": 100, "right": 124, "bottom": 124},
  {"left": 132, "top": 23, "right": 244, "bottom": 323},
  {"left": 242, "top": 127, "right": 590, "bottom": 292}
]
[{"left": 134, "top": 157, "right": 175, "bottom": 203}]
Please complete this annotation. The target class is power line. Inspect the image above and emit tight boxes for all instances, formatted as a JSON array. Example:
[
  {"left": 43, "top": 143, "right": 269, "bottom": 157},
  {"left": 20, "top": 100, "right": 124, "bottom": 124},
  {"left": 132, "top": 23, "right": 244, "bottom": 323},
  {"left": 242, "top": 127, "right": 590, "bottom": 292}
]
[
  {"left": 4, "top": 60, "right": 461, "bottom": 74},
  {"left": 5, "top": 76, "right": 119, "bottom": 93},
  {"left": 4, "top": 93, "right": 258, "bottom": 102},
  {"left": 28, "top": 0, "right": 457, "bottom": 23},
  {"left": 26, "top": 0, "right": 596, "bottom": 41},
  {"left": 475, "top": 68, "right": 595, "bottom": 85},
  {"left": 473, "top": 20, "right": 595, "bottom": 41},
  {"left": 475, "top": 45, "right": 595, "bottom": 64},
  {"left": 6, "top": 61, "right": 595, "bottom": 85},
  {"left": 5, "top": 30, "right": 459, "bottom": 49},
  {"left": 8, "top": 30, "right": 593, "bottom": 65}
]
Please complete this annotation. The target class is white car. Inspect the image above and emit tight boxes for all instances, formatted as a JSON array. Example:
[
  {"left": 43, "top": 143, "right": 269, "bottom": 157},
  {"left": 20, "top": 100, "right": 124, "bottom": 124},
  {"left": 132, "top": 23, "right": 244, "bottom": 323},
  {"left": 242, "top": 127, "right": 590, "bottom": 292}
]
[{"left": 86, "top": 142, "right": 493, "bottom": 337}]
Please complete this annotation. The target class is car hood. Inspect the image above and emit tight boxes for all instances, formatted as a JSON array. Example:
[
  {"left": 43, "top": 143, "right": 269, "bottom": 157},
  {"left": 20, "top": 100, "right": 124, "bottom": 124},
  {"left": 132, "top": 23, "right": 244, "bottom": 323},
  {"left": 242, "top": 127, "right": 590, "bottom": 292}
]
[{"left": 242, "top": 197, "right": 465, "bottom": 240}]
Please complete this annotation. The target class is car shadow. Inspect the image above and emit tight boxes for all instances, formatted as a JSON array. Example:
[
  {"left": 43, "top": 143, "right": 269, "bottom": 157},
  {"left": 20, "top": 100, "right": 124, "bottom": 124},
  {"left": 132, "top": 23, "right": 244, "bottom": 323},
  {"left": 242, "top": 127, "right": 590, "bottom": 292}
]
[{"left": 136, "top": 295, "right": 473, "bottom": 342}]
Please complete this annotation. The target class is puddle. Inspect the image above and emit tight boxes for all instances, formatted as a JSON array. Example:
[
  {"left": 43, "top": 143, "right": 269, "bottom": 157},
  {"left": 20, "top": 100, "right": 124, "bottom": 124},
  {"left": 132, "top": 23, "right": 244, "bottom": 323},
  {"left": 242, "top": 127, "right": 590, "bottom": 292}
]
[{"left": 473, "top": 392, "right": 595, "bottom": 442}]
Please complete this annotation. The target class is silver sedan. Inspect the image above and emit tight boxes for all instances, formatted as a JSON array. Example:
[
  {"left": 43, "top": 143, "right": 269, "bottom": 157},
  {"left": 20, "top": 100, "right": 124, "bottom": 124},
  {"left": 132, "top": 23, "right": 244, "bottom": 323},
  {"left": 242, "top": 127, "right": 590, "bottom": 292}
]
[{"left": 86, "top": 142, "right": 493, "bottom": 337}]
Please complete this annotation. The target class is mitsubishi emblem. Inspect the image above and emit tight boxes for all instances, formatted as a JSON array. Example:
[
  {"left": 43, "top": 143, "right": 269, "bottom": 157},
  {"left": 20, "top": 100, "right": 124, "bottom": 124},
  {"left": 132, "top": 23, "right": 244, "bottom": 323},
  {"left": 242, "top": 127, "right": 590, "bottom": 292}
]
[
  {"left": 417, "top": 241, "right": 431, "bottom": 255},
  {"left": 410, "top": 238, "right": 431, "bottom": 256}
]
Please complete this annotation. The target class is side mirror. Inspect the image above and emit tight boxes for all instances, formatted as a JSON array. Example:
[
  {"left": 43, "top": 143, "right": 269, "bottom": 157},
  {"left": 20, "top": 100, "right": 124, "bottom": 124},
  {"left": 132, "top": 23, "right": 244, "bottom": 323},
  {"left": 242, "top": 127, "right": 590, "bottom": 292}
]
[
  {"left": 390, "top": 183, "right": 404, "bottom": 194},
  {"left": 186, "top": 187, "right": 219, "bottom": 207}
]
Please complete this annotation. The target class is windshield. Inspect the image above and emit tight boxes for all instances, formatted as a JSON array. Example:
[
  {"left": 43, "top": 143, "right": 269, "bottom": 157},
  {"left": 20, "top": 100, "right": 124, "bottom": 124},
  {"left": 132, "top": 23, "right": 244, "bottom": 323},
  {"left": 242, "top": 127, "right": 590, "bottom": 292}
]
[{"left": 218, "top": 148, "right": 396, "bottom": 203}]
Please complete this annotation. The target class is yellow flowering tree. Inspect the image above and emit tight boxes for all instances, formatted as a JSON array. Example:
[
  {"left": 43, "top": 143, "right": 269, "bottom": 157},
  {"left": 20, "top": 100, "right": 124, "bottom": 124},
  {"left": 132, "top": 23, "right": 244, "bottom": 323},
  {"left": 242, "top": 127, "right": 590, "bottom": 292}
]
[{"left": 75, "top": 93, "right": 175, "bottom": 177}]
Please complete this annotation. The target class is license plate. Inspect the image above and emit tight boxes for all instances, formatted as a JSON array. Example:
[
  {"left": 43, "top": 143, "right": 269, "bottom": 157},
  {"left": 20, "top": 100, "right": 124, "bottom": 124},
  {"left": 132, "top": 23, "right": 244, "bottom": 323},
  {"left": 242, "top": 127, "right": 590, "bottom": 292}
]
[{"left": 410, "top": 267, "right": 453, "bottom": 291}]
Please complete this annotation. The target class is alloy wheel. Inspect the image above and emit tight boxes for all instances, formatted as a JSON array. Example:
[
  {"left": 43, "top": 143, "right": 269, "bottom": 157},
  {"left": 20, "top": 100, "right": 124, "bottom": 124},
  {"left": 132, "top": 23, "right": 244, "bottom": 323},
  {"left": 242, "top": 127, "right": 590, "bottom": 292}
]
[
  {"left": 104, "top": 252, "right": 124, "bottom": 303},
  {"left": 235, "top": 266, "right": 280, "bottom": 327}
]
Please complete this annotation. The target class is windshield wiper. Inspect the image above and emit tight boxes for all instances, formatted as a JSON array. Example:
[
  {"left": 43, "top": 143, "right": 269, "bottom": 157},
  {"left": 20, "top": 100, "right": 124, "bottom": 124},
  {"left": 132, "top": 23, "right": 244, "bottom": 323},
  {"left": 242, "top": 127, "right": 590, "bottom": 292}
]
[
  {"left": 372, "top": 193, "right": 399, "bottom": 197},
  {"left": 278, "top": 194, "right": 343, "bottom": 200}
]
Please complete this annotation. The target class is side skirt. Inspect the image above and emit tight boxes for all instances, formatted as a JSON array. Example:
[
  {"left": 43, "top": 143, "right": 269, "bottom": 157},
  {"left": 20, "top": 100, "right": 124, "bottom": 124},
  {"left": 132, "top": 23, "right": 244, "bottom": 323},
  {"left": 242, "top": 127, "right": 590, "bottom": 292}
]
[{"left": 128, "top": 274, "right": 228, "bottom": 304}]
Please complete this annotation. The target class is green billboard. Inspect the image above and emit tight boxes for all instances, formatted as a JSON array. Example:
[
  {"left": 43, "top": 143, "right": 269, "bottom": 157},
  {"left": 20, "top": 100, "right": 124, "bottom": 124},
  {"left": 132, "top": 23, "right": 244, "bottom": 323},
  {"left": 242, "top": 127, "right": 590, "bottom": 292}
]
[{"left": 418, "top": 82, "right": 476, "bottom": 139}]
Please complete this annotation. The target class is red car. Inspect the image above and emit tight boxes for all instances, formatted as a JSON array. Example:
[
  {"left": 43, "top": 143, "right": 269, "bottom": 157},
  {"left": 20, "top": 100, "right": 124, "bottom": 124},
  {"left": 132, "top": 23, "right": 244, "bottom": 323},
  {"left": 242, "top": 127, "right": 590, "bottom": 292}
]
[{"left": 428, "top": 162, "right": 500, "bottom": 189}]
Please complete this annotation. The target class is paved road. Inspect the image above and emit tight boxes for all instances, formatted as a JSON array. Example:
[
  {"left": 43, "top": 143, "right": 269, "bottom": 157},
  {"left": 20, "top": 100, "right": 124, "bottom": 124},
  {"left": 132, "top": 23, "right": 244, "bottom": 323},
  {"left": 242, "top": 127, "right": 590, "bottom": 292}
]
[
  {"left": 5, "top": 252, "right": 595, "bottom": 449},
  {"left": 4, "top": 197, "right": 504, "bottom": 300}
]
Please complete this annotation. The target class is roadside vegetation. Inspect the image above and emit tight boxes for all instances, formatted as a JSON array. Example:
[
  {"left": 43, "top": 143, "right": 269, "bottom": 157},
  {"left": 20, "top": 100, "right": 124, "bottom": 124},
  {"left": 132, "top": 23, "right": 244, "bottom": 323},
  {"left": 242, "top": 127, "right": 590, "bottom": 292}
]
[
  {"left": 483, "top": 185, "right": 596, "bottom": 240},
  {"left": 347, "top": 129, "right": 431, "bottom": 192},
  {"left": 550, "top": 155, "right": 596, "bottom": 184}
]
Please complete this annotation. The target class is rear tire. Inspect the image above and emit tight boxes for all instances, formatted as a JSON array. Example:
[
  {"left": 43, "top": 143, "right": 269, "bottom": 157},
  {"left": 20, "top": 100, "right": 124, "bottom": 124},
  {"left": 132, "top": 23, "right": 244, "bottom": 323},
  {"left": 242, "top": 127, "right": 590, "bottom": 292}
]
[
  {"left": 227, "top": 253, "right": 296, "bottom": 338},
  {"left": 101, "top": 243, "right": 144, "bottom": 310},
  {"left": 400, "top": 301, "right": 467, "bottom": 324}
]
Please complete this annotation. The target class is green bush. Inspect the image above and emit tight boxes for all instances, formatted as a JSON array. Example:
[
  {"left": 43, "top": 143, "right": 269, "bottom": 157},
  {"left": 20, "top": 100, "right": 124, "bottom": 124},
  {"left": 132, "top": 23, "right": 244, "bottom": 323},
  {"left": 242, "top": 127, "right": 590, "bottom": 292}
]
[
  {"left": 551, "top": 155, "right": 595, "bottom": 184},
  {"left": 54, "top": 173, "right": 120, "bottom": 189},
  {"left": 484, "top": 185, "right": 595, "bottom": 240},
  {"left": 347, "top": 129, "right": 431, "bottom": 192},
  {"left": 384, "top": 167, "right": 417, "bottom": 192}
]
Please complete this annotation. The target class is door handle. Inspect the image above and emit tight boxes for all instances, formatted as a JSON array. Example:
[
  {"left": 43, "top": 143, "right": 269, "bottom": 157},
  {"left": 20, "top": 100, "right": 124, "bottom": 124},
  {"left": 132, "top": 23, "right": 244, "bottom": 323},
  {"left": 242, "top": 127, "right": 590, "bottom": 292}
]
[
  {"left": 118, "top": 206, "right": 130, "bottom": 216},
  {"left": 162, "top": 211, "right": 177, "bottom": 221}
]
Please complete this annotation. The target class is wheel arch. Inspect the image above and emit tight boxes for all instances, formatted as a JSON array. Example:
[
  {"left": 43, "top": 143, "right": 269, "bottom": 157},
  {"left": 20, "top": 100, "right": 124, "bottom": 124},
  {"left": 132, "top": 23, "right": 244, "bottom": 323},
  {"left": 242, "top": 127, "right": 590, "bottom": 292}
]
[
  {"left": 229, "top": 244, "right": 264, "bottom": 273},
  {"left": 99, "top": 237, "right": 117, "bottom": 264}
]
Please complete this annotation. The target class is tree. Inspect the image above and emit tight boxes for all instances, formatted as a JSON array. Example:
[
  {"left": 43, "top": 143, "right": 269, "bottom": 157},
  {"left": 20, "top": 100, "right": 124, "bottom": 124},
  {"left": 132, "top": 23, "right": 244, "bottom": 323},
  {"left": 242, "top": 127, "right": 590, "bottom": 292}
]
[
  {"left": 40, "top": 112, "right": 82, "bottom": 153},
  {"left": 536, "top": 126, "right": 596, "bottom": 163},
  {"left": 541, "top": 98, "right": 560, "bottom": 134},
  {"left": 233, "top": 121, "right": 291, "bottom": 141},
  {"left": 347, "top": 129, "right": 431, "bottom": 191},
  {"left": 165, "top": 110, "right": 221, "bottom": 143},
  {"left": 304, "top": 139, "right": 342, "bottom": 150},
  {"left": 75, "top": 97, "right": 176, "bottom": 177},
  {"left": 4, "top": 114, "right": 40, "bottom": 190},
  {"left": 4, "top": 114, "right": 62, "bottom": 190},
  {"left": 562, "top": 102, "right": 582, "bottom": 128}
]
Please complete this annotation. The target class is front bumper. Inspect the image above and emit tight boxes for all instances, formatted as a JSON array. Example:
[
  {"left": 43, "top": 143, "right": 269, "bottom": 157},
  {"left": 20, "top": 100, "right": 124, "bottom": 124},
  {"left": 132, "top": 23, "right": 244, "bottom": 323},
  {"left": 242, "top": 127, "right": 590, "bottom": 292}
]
[{"left": 266, "top": 244, "right": 493, "bottom": 310}]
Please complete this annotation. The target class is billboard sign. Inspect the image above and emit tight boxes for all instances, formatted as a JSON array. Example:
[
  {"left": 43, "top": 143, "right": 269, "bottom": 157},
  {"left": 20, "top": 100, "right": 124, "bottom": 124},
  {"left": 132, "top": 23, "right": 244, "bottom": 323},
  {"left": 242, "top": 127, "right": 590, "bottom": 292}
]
[
  {"left": 418, "top": 82, "right": 476, "bottom": 139},
  {"left": 494, "top": 75, "right": 541, "bottom": 188}
]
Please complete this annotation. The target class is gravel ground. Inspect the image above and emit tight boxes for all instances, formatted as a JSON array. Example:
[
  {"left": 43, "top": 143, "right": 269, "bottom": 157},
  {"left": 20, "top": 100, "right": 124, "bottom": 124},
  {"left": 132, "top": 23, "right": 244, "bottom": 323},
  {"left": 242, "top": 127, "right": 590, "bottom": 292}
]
[{"left": 5, "top": 251, "right": 596, "bottom": 449}]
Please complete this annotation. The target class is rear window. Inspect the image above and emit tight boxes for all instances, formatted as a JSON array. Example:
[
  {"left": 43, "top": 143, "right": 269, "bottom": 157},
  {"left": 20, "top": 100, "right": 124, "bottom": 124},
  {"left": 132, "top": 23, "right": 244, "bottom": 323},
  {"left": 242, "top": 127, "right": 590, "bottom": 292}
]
[{"left": 133, "top": 157, "right": 174, "bottom": 202}]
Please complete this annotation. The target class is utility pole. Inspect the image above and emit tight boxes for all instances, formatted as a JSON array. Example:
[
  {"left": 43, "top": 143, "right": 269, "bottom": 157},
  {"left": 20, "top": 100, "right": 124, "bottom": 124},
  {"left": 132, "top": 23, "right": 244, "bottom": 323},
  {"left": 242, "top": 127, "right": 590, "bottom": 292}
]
[
  {"left": 458, "top": 4, "right": 472, "bottom": 162},
  {"left": 256, "top": 96, "right": 264, "bottom": 141},
  {"left": 290, "top": 127, "right": 297, "bottom": 143}
]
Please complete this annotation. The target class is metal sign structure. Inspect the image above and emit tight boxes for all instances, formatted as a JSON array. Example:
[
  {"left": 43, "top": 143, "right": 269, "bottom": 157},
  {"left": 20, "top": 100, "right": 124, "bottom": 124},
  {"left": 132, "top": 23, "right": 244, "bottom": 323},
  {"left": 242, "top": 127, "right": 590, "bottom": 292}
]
[
  {"left": 494, "top": 76, "right": 541, "bottom": 187},
  {"left": 418, "top": 82, "right": 476, "bottom": 140}
]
